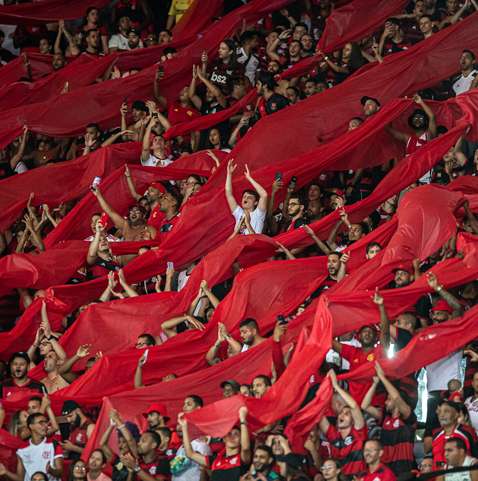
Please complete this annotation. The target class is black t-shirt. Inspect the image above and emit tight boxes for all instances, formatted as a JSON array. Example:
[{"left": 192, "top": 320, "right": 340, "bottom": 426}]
[
  {"left": 0, "top": 48, "right": 16, "bottom": 64},
  {"left": 265, "top": 94, "right": 289, "bottom": 115},
  {"left": 209, "top": 60, "right": 244, "bottom": 95},
  {"left": 0, "top": 378, "right": 45, "bottom": 399},
  {"left": 395, "top": 327, "right": 413, "bottom": 351},
  {"left": 206, "top": 451, "right": 247, "bottom": 481}
]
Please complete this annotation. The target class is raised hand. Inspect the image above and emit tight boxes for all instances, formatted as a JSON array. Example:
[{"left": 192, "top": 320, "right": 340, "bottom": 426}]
[
  {"left": 372, "top": 287, "right": 384, "bottom": 305},
  {"left": 426, "top": 271, "right": 440, "bottom": 290},
  {"left": 227, "top": 158, "right": 237, "bottom": 175},
  {"left": 76, "top": 344, "right": 91, "bottom": 358}
]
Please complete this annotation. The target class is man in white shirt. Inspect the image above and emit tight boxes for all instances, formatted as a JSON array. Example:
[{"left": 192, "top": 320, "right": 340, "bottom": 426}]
[
  {"left": 0, "top": 413, "right": 63, "bottom": 481},
  {"left": 225, "top": 159, "right": 268, "bottom": 235},
  {"left": 453, "top": 50, "right": 478, "bottom": 96},
  {"left": 108, "top": 16, "right": 132, "bottom": 52}
]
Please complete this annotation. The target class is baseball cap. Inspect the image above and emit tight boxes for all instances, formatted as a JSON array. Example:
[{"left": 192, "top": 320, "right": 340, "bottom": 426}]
[
  {"left": 62, "top": 400, "right": 80, "bottom": 415},
  {"left": 9, "top": 351, "right": 30, "bottom": 365},
  {"left": 431, "top": 299, "right": 453, "bottom": 313},
  {"left": 392, "top": 264, "right": 411, "bottom": 274},
  {"left": 220, "top": 380, "right": 241, "bottom": 392},
  {"left": 360, "top": 96, "right": 381, "bottom": 107},
  {"left": 142, "top": 402, "right": 170, "bottom": 420}
]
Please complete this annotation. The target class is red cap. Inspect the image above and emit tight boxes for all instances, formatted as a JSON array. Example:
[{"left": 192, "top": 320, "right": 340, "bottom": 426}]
[
  {"left": 431, "top": 299, "right": 453, "bottom": 313},
  {"left": 392, "top": 264, "right": 411, "bottom": 274},
  {"left": 150, "top": 182, "right": 166, "bottom": 194},
  {"left": 142, "top": 402, "right": 169, "bottom": 419}
]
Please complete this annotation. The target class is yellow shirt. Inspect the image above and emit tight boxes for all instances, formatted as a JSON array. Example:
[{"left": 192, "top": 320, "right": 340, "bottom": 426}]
[{"left": 168, "top": 0, "right": 193, "bottom": 22}]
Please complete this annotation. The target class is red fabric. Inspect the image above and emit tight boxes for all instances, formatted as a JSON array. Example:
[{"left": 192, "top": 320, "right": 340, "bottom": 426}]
[
  {"left": 0, "top": 0, "right": 111, "bottom": 24},
  {"left": 0, "top": 143, "right": 141, "bottom": 233},
  {"left": 0, "top": 53, "right": 53, "bottom": 88},
  {"left": 0, "top": 0, "right": 294, "bottom": 149},
  {"left": 281, "top": 0, "right": 409, "bottom": 81},
  {"left": 0, "top": 54, "right": 117, "bottom": 111}
]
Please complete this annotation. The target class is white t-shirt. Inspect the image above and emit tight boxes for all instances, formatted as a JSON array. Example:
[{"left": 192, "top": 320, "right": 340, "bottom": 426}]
[
  {"left": 426, "top": 351, "right": 463, "bottom": 392},
  {"left": 108, "top": 33, "right": 130, "bottom": 50},
  {"left": 17, "top": 438, "right": 63, "bottom": 481},
  {"left": 465, "top": 396, "right": 478, "bottom": 435},
  {"left": 453, "top": 70, "right": 478, "bottom": 96},
  {"left": 232, "top": 206, "right": 266, "bottom": 235},
  {"left": 142, "top": 154, "right": 173, "bottom": 168},
  {"left": 172, "top": 440, "right": 211, "bottom": 481}
]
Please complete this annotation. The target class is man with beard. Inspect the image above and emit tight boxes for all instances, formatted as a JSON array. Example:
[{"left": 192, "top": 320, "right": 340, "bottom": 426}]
[
  {"left": 40, "top": 351, "right": 69, "bottom": 394},
  {"left": 360, "top": 439, "right": 397, "bottom": 481},
  {"left": 425, "top": 400, "right": 477, "bottom": 468},
  {"left": 319, "top": 370, "right": 367, "bottom": 477},
  {"left": 222, "top": 318, "right": 266, "bottom": 356},
  {"left": 331, "top": 325, "right": 379, "bottom": 404},
  {"left": 0, "top": 413, "right": 63, "bottom": 481},
  {"left": 143, "top": 403, "right": 170, "bottom": 434},
  {"left": 0, "top": 352, "right": 45, "bottom": 428},
  {"left": 362, "top": 363, "right": 416, "bottom": 476},
  {"left": 443, "top": 437, "right": 478, "bottom": 481},
  {"left": 255, "top": 71, "right": 289, "bottom": 116},
  {"left": 453, "top": 50, "right": 478, "bottom": 95},
  {"left": 386, "top": 94, "right": 437, "bottom": 183},
  {"left": 92, "top": 186, "right": 156, "bottom": 241},
  {"left": 121, "top": 430, "right": 171, "bottom": 481},
  {"left": 284, "top": 194, "right": 307, "bottom": 231},
  {"left": 0, "top": 352, "right": 45, "bottom": 399},
  {"left": 61, "top": 400, "right": 95, "bottom": 460},
  {"left": 241, "top": 445, "right": 283, "bottom": 481}
]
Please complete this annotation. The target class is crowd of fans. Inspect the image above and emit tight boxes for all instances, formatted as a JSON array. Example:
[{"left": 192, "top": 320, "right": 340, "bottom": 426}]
[{"left": 0, "top": 0, "right": 478, "bottom": 480}]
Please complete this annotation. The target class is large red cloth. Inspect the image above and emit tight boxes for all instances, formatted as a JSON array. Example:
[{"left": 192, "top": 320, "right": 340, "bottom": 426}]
[
  {"left": 0, "top": 52, "right": 53, "bottom": 88},
  {"left": 280, "top": 0, "right": 409, "bottom": 81},
  {"left": 0, "top": 0, "right": 111, "bottom": 24},
  {"left": 0, "top": 142, "right": 141, "bottom": 233},
  {"left": 0, "top": 0, "right": 294, "bottom": 149}
]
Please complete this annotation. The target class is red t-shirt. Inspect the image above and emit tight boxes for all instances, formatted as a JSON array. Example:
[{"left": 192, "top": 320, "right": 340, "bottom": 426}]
[
  {"left": 340, "top": 344, "right": 380, "bottom": 403},
  {"left": 148, "top": 206, "right": 166, "bottom": 230},
  {"left": 362, "top": 463, "right": 397, "bottom": 481},
  {"left": 167, "top": 103, "right": 201, "bottom": 125},
  {"left": 432, "top": 424, "right": 476, "bottom": 468},
  {"left": 325, "top": 424, "right": 367, "bottom": 476}
]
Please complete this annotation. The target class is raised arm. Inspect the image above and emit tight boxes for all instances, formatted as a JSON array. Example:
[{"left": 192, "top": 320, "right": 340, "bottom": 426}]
[
  {"left": 197, "top": 68, "right": 227, "bottom": 108},
  {"left": 153, "top": 67, "right": 168, "bottom": 110},
  {"left": 188, "top": 66, "right": 203, "bottom": 111},
  {"left": 426, "top": 271, "right": 463, "bottom": 317},
  {"left": 375, "top": 362, "right": 411, "bottom": 419},
  {"left": 372, "top": 288, "right": 396, "bottom": 353},
  {"left": 178, "top": 414, "right": 208, "bottom": 466},
  {"left": 414, "top": 94, "right": 436, "bottom": 138},
  {"left": 225, "top": 159, "right": 239, "bottom": 213},
  {"left": 91, "top": 186, "right": 127, "bottom": 231},
  {"left": 328, "top": 369, "right": 365, "bottom": 429},
  {"left": 238, "top": 407, "right": 251, "bottom": 464},
  {"left": 386, "top": 124, "right": 409, "bottom": 144},
  {"left": 244, "top": 164, "right": 268, "bottom": 211},
  {"left": 10, "top": 126, "right": 29, "bottom": 171},
  {"left": 86, "top": 222, "right": 104, "bottom": 265},
  {"left": 303, "top": 224, "right": 331, "bottom": 255},
  {"left": 117, "top": 269, "right": 139, "bottom": 298},
  {"left": 200, "top": 280, "right": 220, "bottom": 308},
  {"left": 360, "top": 376, "right": 382, "bottom": 421}
]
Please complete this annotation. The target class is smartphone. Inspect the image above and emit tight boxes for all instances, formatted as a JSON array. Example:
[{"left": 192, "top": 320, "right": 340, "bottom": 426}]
[
  {"left": 289, "top": 176, "right": 297, "bottom": 190},
  {"left": 275, "top": 172, "right": 283, "bottom": 182},
  {"left": 277, "top": 314, "right": 288, "bottom": 325},
  {"left": 142, "top": 349, "right": 149, "bottom": 364},
  {"left": 167, "top": 261, "right": 174, "bottom": 270},
  {"left": 99, "top": 212, "right": 108, "bottom": 227},
  {"left": 91, "top": 176, "right": 101, "bottom": 190}
]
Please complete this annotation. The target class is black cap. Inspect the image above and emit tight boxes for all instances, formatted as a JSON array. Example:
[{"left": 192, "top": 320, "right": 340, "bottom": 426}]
[
  {"left": 62, "top": 400, "right": 80, "bottom": 415},
  {"left": 9, "top": 351, "right": 30, "bottom": 365},
  {"left": 360, "top": 96, "right": 381, "bottom": 107}
]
